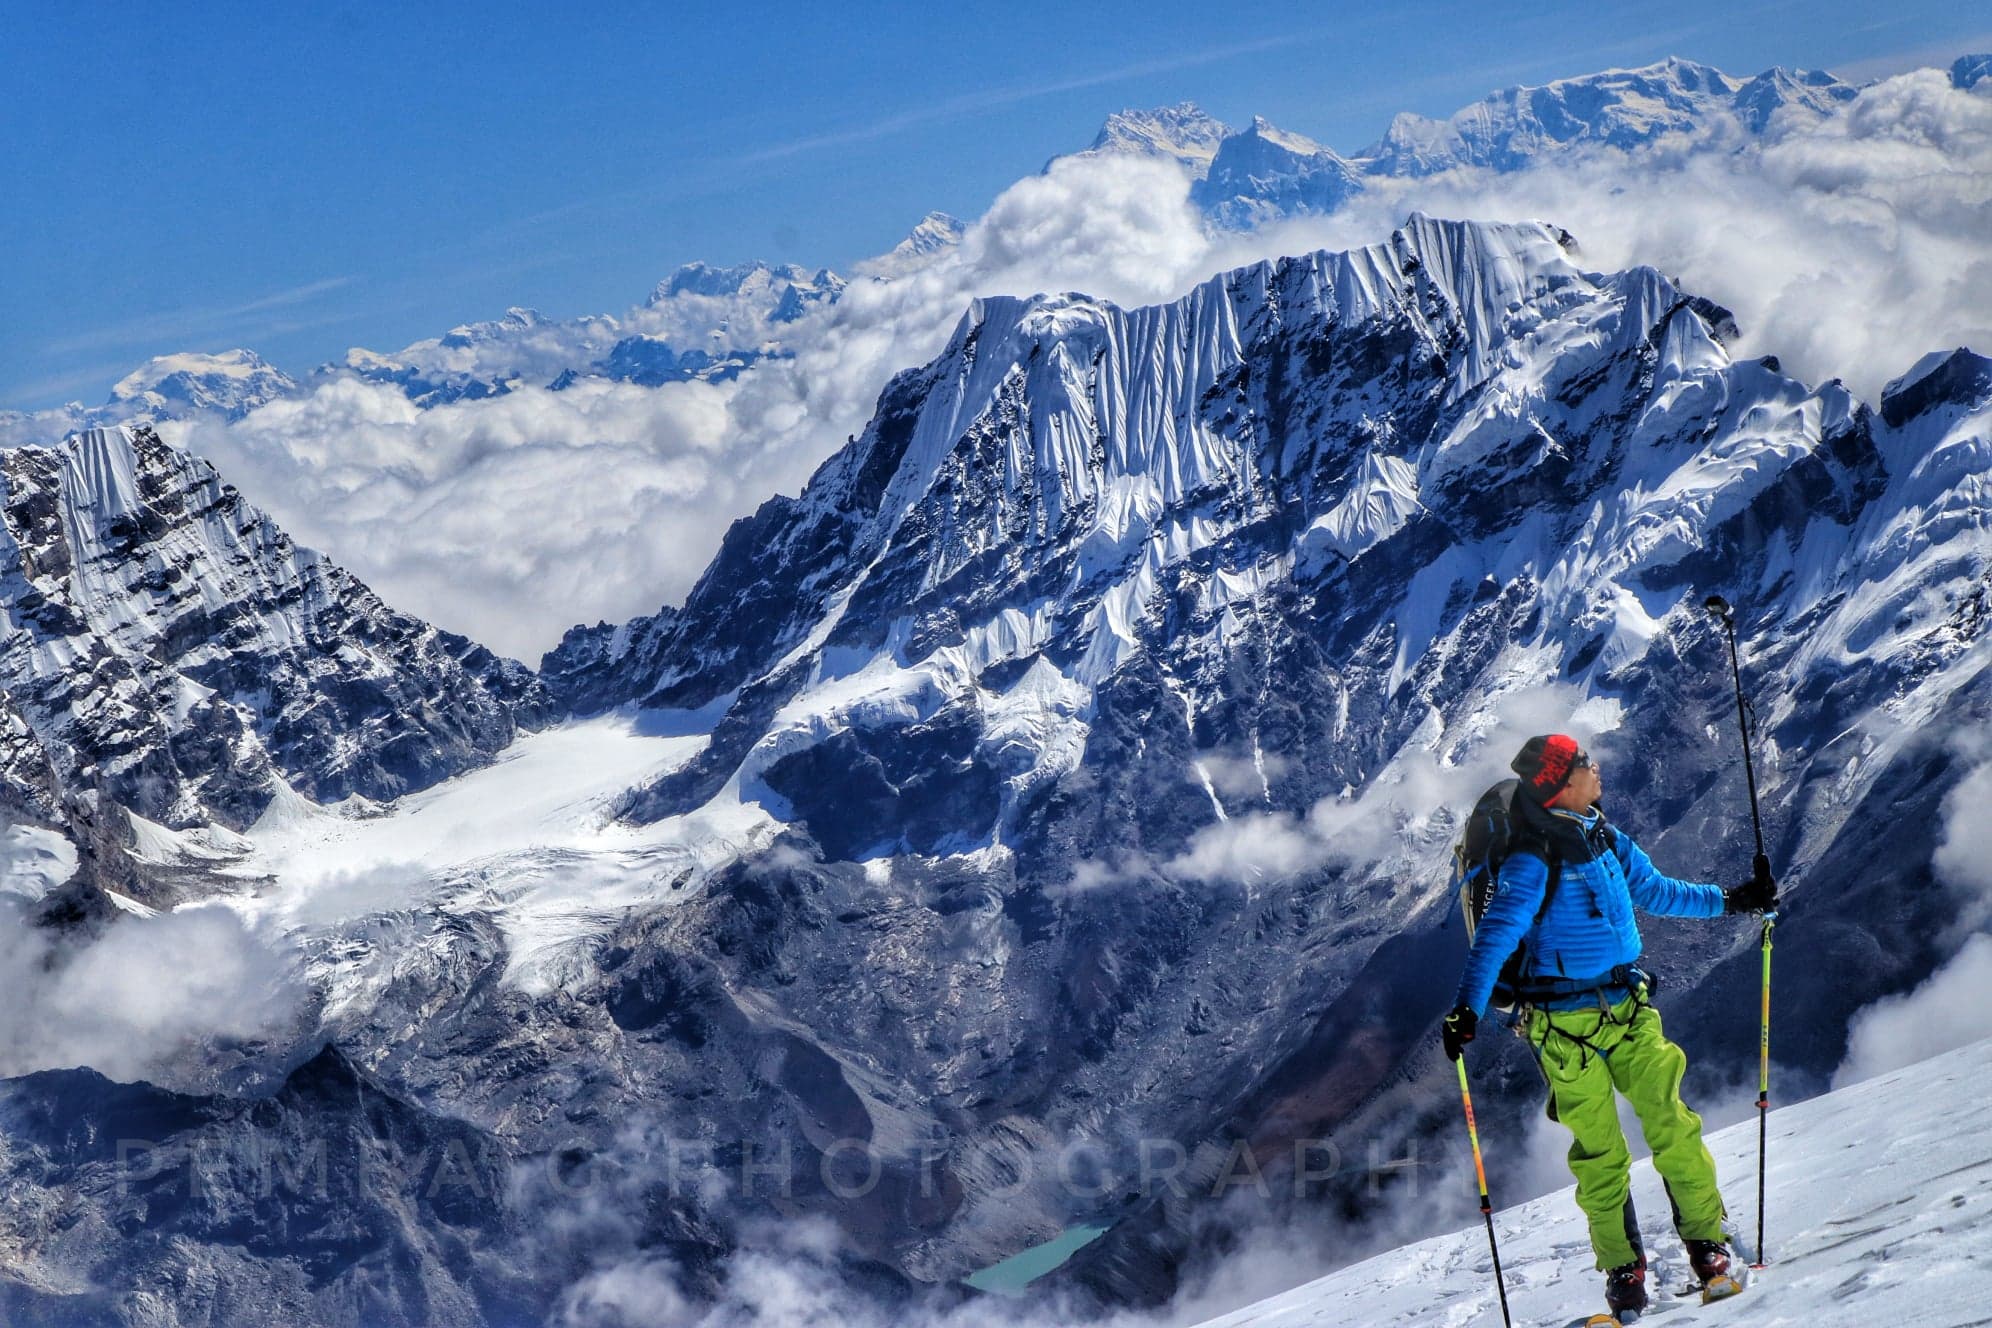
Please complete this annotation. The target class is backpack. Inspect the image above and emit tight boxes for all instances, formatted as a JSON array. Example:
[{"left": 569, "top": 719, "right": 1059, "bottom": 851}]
[{"left": 1450, "top": 778, "right": 1561, "bottom": 1012}]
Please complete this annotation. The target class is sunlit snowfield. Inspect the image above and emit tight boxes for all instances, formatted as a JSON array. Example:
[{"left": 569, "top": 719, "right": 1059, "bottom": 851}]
[{"left": 229, "top": 709, "right": 771, "bottom": 992}]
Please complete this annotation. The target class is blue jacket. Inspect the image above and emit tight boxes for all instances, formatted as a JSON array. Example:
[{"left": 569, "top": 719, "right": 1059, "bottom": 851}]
[{"left": 1454, "top": 805, "right": 1726, "bottom": 1016}]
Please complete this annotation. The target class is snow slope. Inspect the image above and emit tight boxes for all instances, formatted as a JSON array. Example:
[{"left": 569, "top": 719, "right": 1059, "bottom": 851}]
[{"left": 1193, "top": 1037, "right": 1992, "bottom": 1327}]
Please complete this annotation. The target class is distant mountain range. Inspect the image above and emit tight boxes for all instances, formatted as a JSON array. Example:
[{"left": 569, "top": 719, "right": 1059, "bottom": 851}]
[{"left": 15, "top": 53, "right": 1974, "bottom": 447}]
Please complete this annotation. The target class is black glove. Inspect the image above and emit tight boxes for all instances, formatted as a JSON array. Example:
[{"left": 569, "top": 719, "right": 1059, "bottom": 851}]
[
  {"left": 1724, "top": 873, "right": 1779, "bottom": 915},
  {"left": 1442, "top": 1005, "right": 1478, "bottom": 1061}
]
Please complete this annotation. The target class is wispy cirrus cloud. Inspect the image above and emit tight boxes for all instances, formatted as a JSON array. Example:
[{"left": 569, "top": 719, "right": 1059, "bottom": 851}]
[
  {"left": 739, "top": 30, "right": 1335, "bottom": 165},
  {"left": 43, "top": 275, "right": 356, "bottom": 358},
  {"left": 1828, "top": 28, "right": 1992, "bottom": 81}
]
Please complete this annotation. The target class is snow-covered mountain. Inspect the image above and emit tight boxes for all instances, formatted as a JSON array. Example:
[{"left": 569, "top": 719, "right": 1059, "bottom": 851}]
[
  {"left": 0, "top": 54, "right": 1902, "bottom": 446},
  {"left": 107, "top": 349, "right": 299, "bottom": 421},
  {"left": 1, "top": 262, "right": 853, "bottom": 442},
  {"left": 1074, "top": 102, "right": 1235, "bottom": 172},
  {"left": 0, "top": 204, "right": 1984, "bottom": 1326},
  {"left": 0, "top": 351, "right": 299, "bottom": 448},
  {"left": 341, "top": 261, "right": 849, "bottom": 404},
  {"left": 0, "top": 424, "right": 553, "bottom": 902},
  {"left": 0, "top": 47, "right": 1987, "bottom": 1326},
  {"left": 1357, "top": 57, "right": 1857, "bottom": 176},
  {"left": 338, "top": 306, "right": 620, "bottom": 406},
  {"left": 855, "top": 211, "right": 971, "bottom": 278},
  {"left": 1082, "top": 57, "right": 1865, "bottom": 225},
  {"left": 1192, "top": 117, "right": 1366, "bottom": 229}
]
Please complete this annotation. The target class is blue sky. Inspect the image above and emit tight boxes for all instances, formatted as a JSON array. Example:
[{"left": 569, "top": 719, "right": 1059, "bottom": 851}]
[{"left": 4, "top": 1, "right": 1986, "bottom": 409}]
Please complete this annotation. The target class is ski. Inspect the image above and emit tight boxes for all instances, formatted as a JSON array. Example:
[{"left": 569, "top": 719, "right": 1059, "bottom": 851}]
[
  {"left": 1564, "top": 1304, "right": 1686, "bottom": 1327},
  {"left": 1700, "top": 1273, "right": 1745, "bottom": 1304},
  {"left": 1664, "top": 1275, "right": 1748, "bottom": 1300}
]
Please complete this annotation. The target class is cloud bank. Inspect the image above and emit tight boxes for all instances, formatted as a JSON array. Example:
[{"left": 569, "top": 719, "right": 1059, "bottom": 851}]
[
  {"left": 1835, "top": 750, "right": 1992, "bottom": 1087},
  {"left": 0, "top": 900, "right": 305, "bottom": 1087}
]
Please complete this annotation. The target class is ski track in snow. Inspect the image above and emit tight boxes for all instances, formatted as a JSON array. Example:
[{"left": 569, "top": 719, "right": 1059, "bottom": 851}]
[{"left": 1194, "top": 1037, "right": 1992, "bottom": 1328}]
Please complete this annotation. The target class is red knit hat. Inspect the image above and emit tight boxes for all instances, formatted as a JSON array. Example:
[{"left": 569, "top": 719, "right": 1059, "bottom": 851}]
[{"left": 1512, "top": 733, "right": 1589, "bottom": 805}]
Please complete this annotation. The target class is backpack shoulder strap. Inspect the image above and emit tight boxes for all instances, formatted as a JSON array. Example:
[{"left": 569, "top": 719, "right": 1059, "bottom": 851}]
[
  {"left": 1501, "top": 831, "right": 1562, "bottom": 925},
  {"left": 1536, "top": 845, "right": 1562, "bottom": 926}
]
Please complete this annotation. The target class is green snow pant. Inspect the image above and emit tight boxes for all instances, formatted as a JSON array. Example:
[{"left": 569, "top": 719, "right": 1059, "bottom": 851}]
[{"left": 1526, "top": 991, "right": 1727, "bottom": 1271}]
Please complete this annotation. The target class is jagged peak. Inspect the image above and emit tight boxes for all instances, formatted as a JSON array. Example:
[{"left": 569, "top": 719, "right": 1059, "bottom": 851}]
[
  {"left": 1954, "top": 53, "right": 1992, "bottom": 90},
  {"left": 1081, "top": 101, "right": 1234, "bottom": 172},
  {"left": 946, "top": 216, "right": 1583, "bottom": 365},
  {"left": 1235, "top": 115, "right": 1333, "bottom": 158},
  {"left": 1090, "top": 101, "right": 1230, "bottom": 145},
  {"left": 1525, "top": 54, "right": 1736, "bottom": 96},
  {"left": 895, "top": 212, "right": 967, "bottom": 255},
  {"left": 649, "top": 259, "right": 839, "bottom": 306},
  {"left": 1880, "top": 346, "right": 1992, "bottom": 426}
]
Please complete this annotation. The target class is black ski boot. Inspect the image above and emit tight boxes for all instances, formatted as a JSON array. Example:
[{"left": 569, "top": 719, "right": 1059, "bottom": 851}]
[
  {"left": 1686, "top": 1239, "right": 1743, "bottom": 1303},
  {"left": 1604, "top": 1257, "right": 1649, "bottom": 1320},
  {"left": 1685, "top": 1239, "right": 1730, "bottom": 1283}
]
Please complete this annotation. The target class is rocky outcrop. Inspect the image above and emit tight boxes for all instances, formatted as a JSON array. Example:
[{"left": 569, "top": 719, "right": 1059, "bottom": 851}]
[{"left": 0, "top": 425, "right": 556, "bottom": 897}]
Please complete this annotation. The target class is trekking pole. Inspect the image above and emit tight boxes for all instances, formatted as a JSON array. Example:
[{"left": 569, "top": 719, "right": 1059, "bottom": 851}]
[
  {"left": 1455, "top": 1058, "right": 1514, "bottom": 1327},
  {"left": 1754, "top": 912, "right": 1774, "bottom": 1267},
  {"left": 1704, "top": 595, "right": 1776, "bottom": 1267},
  {"left": 1703, "top": 596, "right": 1771, "bottom": 888}
]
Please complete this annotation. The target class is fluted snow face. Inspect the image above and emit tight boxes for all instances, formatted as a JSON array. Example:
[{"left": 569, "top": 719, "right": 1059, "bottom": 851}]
[
  {"left": 542, "top": 217, "right": 1862, "bottom": 845},
  {"left": 541, "top": 209, "right": 1992, "bottom": 917},
  {"left": 873, "top": 214, "right": 1583, "bottom": 547},
  {"left": 0, "top": 425, "right": 554, "bottom": 860},
  {"left": 543, "top": 217, "right": 1578, "bottom": 701}
]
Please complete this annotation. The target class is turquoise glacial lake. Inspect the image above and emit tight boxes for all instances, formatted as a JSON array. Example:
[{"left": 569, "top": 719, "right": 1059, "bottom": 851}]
[{"left": 964, "top": 1223, "right": 1112, "bottom": 1295}]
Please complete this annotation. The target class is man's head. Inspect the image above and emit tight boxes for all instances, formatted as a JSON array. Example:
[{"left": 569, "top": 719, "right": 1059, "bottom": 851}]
[{"left": 1511, "top": 733, "right": 1600, "bottom": 811}]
